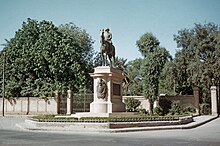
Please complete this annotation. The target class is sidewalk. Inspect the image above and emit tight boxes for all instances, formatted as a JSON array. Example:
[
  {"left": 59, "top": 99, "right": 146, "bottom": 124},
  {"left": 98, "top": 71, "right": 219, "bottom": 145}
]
[
  {"left": 17, "top": 115, "right": 219, "bottom": 133},
  {"left": 106, "top": 115, "right": 219, "bottom": 133}
]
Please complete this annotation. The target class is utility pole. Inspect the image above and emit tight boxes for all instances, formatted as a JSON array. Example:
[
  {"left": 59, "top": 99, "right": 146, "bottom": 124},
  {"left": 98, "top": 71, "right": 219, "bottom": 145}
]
[{"left": 2, "top": 52, "right": 5, "bottom": 116}]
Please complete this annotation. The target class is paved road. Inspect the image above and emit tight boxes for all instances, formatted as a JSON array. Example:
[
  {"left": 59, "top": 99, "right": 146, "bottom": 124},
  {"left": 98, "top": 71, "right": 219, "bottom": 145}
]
[{"left": 0, "top": 116, "right": 220, "bottom": 146}]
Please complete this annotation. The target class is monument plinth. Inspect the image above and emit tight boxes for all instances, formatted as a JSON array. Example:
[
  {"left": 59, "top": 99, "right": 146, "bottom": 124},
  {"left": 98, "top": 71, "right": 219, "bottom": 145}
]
[{"left": 90, "top": 66, "right": 126, "bottom": 113}]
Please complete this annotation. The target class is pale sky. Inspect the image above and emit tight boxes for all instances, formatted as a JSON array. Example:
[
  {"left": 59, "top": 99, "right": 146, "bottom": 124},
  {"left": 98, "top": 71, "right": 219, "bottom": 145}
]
[{"left": 0, "top": 0, "right": 219, "bottom": 61}]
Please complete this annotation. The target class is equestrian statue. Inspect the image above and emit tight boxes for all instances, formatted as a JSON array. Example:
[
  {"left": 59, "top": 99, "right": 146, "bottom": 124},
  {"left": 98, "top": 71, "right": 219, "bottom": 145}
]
[{"left": 99, "top": 28, "right": 115, "bottom": 67}]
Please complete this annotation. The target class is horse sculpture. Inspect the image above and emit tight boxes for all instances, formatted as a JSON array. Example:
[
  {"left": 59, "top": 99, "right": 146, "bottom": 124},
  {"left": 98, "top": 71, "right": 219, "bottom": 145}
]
[{"left": 100, "top": 29, "right": 115, "bottom": 66}]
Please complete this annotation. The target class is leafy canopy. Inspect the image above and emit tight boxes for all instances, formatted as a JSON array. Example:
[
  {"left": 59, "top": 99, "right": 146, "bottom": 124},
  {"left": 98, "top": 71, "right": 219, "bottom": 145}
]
[
  {"left": 172, "top": 23, "right": 220, "bottom": 103},
  {"left": 136, "top": 33, "right": 171, "bottom": 101},
  {"left": 0, "top": 18, "right": 94, "bottom": 97}
]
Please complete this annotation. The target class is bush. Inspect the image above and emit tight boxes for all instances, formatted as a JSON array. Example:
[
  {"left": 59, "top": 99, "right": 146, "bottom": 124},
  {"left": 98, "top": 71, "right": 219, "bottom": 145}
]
[
  {"left": 200, "top": 103, "right": 211, "bottom": 115},
  {"left": 183, "top": 106, "right": 196, "bottom": 114},
  {"left": 168, "top": 101, "right": 183, "bottom": 115},
  {"left": 124, "top": 97, "right": 141, "bottom": 112},
  {"left": 153, "top": 106, "right": 163, "bottom": 116},
  {"left": 158, "top": 98, "right": 172, "bottom": 115},
  {"left": 137, "top": 106, "right": 148, "bottom": 115},
  {"left": 32, "top": 114, "right": 185, "bottom": 123}
]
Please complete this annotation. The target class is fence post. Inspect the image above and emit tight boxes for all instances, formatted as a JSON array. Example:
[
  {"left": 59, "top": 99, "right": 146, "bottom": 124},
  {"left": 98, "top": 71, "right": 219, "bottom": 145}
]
[
  {"left": 67, "top": 90, "right": 73, "bottom": 115},
  {"left": 211, "top": 86, "right": 218, "bottom": 116},
  {"left": 193, "top": 87, "right": 200, "bottom": 114},
  {"left": 26, "top": 97, "right": 30, "bottom": 115}
]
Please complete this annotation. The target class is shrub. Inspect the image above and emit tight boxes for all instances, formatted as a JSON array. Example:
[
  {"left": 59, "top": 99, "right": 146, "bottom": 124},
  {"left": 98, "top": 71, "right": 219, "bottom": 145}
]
[
  {"left": 124, "top": 97, "right": 141, "bottom": 112},
  {"left": 153, "top": 106, "right": 163, "bottom": 116},
  {"left": 158, "top": 98, "right": 172, "bottom": 115},
  {"left": 183, "top": 106, "right": 196, "bottom": 114},
  {"left": 32, "top": 114, "right": 185, "bottom": 123},
  {"left": 137, "top": 107, "right": 148, "bottom": 115},
  {"left": 168, "top": 101, "right": 183, "bottom": 115},
  {"left": 200, "top": 103, "right": 211, "bottom": 115}
]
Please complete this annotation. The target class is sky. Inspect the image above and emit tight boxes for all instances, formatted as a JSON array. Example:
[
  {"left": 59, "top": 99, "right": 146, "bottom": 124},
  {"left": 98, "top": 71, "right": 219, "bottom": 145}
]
[{"left": 0, "top": 0, "right": 220, "bottom": 61}]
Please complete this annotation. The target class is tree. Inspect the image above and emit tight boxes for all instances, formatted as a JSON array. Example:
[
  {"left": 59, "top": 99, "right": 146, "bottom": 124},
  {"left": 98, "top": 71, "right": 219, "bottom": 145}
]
[
  {"left": 158, "top": 60, "right": 176, "bottom": 95},
  {"left": 136, "top": 33, "right": 171, "bottom": 114},
  {"left": 173, "top": 23, "right": 220, "bottom": 106},
  {"left": 113, "top": 57, "right": 130, "bottom": 95},
  {"left": 126, "top": 58, "right": 143, "bottom": 96},
  {"left": 136, "top": 33, "right": 160, "bottom": 57},
  {"left": 0, "top": 18, "right": 94, "bottom": 97}
]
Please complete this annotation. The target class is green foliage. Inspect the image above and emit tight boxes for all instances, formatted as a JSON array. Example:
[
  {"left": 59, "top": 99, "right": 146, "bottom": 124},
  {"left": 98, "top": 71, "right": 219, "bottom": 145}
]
[
  {"left": 200, "top": 103, "right": 211, "bottom": 115},
  {"left": 158, "top": 61, "right": 176, "bottom": 95},
  {"left": 114, "top": 57, "right": 128, "bottom": 72},
  {"left": 153, "top": 106, "right": 163, "bottom": 116},
  {"left": 136, "top": 33, "right": 171, "bottom": 115},
  {"left": 93, "top": 52, "right": 102, "bottom": 67},
  {"left": 113, "top": 57, "right": 133, "bottom": 95},
  {"left": 168, "top": 101, "right": 182, "bottom": 115},
  {"left": 172, "top": 23, "right": 220, "bottom": 103},
  {"left": 126, "top": 58, "right": 143, "bottom": 96},
  {"left": 32, "top": 114, "right": 186, "bottom": 123},
  {"left": 136, "top": 32, "right": 160, "bottom": 57},
  {"left": 158, "top": 98, "right": 172, "bottom": 115},
  {"left": 137, "top": 107, "right": 148, "bottom": 115},
  {"left": 124, "top": 97, "right": 141, "bottom": 112},
  {"left": 183, "top": 106, "right": 196, "bottom": 115},
  {"left": 0, "top": 19, "right": 94, "bottom": 97},
  {"left": 141, "top": 47, "right": 171, "bottom": 100},
  {"left": 154, "top": 99, "right": 197, "bottom": 116}
]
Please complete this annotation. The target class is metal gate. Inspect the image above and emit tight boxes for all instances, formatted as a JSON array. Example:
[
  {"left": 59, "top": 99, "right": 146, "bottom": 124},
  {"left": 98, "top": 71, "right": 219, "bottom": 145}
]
[
  {"left": 57, "top": 94, "right": 67, "bottom": 114},
  {"left": 72, "top": 93, "right": 93, "bottom": 113}
]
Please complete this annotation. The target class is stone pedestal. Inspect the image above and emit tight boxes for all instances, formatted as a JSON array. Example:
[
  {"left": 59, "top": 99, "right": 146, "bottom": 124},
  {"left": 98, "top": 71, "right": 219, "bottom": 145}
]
[
  {"left": 90, "top": 66, "right": 125, "bottom": 114},
  {"left": 211, "top": 86, "right": 218, "bottom": 116}
]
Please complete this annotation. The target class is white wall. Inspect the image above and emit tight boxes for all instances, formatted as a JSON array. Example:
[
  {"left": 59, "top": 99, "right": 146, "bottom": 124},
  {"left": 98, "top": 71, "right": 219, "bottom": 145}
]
[{"left": 0, "top": 97, "right": 57, "bottom": 115}]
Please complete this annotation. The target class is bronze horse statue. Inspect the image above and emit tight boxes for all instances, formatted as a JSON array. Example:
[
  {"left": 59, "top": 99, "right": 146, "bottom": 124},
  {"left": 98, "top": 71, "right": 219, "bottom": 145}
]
[{"left": 100, "top": 29, "right": 115, "bottom": 66}]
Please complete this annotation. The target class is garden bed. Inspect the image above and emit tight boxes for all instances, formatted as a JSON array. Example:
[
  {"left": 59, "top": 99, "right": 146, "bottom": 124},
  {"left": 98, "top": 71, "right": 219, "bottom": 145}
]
[{"left": 30, "top": 114, "right": 193, "bottom": 129}]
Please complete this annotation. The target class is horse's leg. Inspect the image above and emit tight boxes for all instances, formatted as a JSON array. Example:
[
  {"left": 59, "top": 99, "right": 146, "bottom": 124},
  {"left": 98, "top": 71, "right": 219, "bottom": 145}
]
[
  {"left": 105, "top": 53, "right": 107, "bottom": 66},
  {"left": 101, "top": 52, "right": 104, "bottom": 66},
  {"left": 109, "top": 55, "right": 112, "bottom": 67},
  {"left": 112, "top": 55, "right": 115, "bottom": 67},
  {"left": 110, "top": 45, "right": 115, "bottom": 67}
]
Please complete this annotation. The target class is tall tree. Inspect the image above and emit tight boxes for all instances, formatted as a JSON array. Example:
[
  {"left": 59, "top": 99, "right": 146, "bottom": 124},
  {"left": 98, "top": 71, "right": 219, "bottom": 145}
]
[
  {"left": 136, "top": 33, "right": 171, "bottom": 113},
  {"left": 158, "top": 59, "right": 175, "bottom": 95},
  {"left": 0, "top": 18, "right": 94, "bottom": 97},
  {"left": 136, "top": 33, "right": 160, "bottom": 57},
  {"left": 173, "top": 23, "right": 220, "bottom": 104}
]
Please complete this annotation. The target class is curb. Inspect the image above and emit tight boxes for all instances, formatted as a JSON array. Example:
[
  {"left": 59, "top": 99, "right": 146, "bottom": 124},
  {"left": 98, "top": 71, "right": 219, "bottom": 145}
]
[
  {"left": 16, "top": 115, "right": 219, "bottom": 133},
  {"left": 180, "top": 115, "right": 219, "bottom": 129}
]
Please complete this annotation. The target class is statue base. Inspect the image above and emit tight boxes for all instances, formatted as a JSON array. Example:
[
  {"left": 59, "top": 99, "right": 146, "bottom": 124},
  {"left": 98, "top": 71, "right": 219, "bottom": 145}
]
[{"left": 89, "top": 66, "right": 126, "bottom": 114}]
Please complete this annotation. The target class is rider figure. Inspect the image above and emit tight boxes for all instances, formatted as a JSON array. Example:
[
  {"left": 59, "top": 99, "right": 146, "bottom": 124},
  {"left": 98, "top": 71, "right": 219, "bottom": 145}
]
[{"left": 104, "top": 28, "right": 112, "bottom": 45}]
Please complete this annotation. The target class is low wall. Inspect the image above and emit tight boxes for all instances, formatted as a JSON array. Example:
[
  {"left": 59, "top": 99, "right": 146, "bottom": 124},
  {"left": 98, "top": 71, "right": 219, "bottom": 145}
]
[
  {"left": 123, "top": 96, "right": 151, "bottom": 112},
  {"left": 0, "top": 97, "right": 58, "bottom": 115},
  {"left": 161, "top": 87, "right": 200, "bottom": 113},
  {"left": 164, "top": 95, "right": 195, "bottom": 107},
  {"left": 0, "top": 87, "right": 200, "bottom": 115},
  {"left": 123, "top": 93, "right": 199, "bottom": 114}
]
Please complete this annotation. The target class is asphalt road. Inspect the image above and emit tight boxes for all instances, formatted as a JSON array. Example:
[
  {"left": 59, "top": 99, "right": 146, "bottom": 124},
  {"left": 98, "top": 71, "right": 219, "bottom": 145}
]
[{"left": 0, "top": 116, "right": 220, "bottom": 146}]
